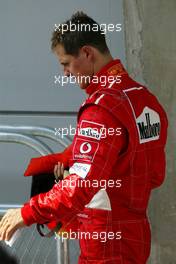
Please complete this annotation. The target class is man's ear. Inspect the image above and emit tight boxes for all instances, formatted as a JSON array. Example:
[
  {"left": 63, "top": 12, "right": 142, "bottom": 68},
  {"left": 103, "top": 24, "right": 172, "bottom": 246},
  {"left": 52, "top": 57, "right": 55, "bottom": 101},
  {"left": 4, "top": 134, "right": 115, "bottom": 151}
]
[{"left": 81, "top": 45, "right": 94, "bottom": 61}]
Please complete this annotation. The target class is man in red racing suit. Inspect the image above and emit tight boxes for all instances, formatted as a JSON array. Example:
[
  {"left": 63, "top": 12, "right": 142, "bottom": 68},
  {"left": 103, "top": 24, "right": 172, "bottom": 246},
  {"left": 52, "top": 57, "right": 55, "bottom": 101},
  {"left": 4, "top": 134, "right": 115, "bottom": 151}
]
[{"left": 0, "top": 12, "right": 168, "bottom": 264}]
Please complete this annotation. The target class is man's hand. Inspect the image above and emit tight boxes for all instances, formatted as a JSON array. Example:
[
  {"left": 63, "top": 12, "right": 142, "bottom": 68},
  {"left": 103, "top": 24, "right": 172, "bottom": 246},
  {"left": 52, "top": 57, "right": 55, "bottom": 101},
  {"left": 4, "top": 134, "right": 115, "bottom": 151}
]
[
  {"left": 54, "top": 162, "right": 64, "bottom": 182},
  {"left": 54, "top": 162, "right": 70, "bottom": 182},
  {"left": 0, "top": 208, "right": 26, "bottom": 241}
]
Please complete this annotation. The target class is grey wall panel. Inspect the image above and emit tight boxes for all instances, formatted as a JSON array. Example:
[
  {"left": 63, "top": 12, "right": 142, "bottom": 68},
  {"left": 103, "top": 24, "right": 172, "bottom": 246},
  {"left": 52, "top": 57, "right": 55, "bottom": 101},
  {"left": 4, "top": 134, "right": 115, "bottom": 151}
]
[
  {"left": 0, "top": 143, "right": 33, "bottom": 204},
  {"left": 0, "top": 0, "right": 125, "bottom": 111}
]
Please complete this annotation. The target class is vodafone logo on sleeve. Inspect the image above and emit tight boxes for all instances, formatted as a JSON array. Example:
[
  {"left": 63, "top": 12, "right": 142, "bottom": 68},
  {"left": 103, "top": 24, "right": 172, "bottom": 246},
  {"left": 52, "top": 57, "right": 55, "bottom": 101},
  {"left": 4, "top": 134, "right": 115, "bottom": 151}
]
[
  {"left": 73, "top": 138, "right": 99, "bottom": 162},
  {"left": 80, "top": 142, "right": 92, "bottom": 154}
]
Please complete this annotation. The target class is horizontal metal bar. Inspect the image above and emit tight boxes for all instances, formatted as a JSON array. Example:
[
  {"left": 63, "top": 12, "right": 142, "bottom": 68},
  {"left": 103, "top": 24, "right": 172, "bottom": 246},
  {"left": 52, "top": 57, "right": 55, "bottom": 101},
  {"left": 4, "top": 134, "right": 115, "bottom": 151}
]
[
  {"left": 0, "top": 132, "right": 52, "bottom": 155},
  {"left": 0, "top": 125, "right": 72, "bottom": 146},
  {"left": 0, "top": 204, "right": 22, "bottom": 219},
  {"left": 0, "top": 111, "right": 77, "bottom": 116}
]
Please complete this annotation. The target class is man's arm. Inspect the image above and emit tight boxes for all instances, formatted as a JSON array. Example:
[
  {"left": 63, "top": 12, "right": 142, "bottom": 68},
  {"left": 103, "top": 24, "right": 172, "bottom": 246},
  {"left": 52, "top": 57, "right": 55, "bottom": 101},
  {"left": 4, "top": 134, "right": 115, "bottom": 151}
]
[
  {"left": 24, "top": 144, "right": 72, "bottom": 176},
  {"left": 0, "top": 105, "right": 127, "bottom": 240},
  {"left": 21, "top": 105, "right": 127, "bottom": 226}
]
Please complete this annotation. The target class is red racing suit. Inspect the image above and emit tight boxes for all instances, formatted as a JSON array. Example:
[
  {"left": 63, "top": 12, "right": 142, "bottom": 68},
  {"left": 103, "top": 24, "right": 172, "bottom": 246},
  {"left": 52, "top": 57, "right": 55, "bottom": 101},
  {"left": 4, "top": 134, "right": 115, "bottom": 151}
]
[{"left": 21, "top": 60, "right": 168, "bottom": 264}]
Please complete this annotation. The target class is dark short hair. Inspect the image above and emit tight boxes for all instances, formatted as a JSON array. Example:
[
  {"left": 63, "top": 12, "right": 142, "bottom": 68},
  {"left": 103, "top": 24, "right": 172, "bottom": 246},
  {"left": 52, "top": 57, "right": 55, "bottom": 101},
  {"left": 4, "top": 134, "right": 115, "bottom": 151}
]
[{"left": 51, "top": 11, "right": 109, "bottom": 55}]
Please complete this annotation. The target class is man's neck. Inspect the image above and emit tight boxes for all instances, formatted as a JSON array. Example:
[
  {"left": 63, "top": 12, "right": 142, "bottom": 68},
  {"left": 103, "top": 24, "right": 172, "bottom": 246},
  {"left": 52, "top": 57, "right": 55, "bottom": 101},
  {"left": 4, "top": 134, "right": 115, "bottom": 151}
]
[{"left": 93, "top": 53, "right": 113, "bottom": 75}]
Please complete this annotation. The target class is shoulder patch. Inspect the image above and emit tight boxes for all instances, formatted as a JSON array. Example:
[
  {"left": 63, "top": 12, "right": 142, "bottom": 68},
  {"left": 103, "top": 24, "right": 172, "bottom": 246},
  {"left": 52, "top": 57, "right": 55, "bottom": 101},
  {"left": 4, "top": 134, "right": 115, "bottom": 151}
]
[
  {"left": 137, "top": 106, "right": 161, "bottom": 143},
  {"left": 107, "top": 63, "right": 126, "bottom": 76}
]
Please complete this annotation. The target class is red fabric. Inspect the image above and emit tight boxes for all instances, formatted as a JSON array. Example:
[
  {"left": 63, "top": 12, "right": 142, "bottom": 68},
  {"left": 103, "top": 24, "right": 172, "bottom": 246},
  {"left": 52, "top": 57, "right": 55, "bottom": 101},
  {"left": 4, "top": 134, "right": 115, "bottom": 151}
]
[
  {"left": 23, "top": 144, "right": 72, "bottom": 231},
  {"left": 21, "top": 59, "right": 168, "bottom": 263},
  {"left": 24, "top": 145, "right": 72, "bottom": 176}
]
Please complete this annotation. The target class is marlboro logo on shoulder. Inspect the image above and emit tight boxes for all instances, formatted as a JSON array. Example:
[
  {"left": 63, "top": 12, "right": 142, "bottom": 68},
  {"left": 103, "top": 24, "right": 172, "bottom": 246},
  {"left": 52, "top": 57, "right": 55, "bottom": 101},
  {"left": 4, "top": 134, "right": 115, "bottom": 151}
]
[{"left": 137, "top": 107, "right": 161, "bottom": 144}]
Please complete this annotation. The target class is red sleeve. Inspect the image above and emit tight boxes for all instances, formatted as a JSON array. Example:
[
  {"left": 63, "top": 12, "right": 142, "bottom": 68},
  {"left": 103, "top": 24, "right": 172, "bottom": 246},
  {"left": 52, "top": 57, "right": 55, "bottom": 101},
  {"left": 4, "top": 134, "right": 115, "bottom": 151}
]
[
  {"left": 24, "top": 145, "right": 72, "bottom": 176},
  {"left": 21, "top": 105, "right": 128, "bottom": 226}
]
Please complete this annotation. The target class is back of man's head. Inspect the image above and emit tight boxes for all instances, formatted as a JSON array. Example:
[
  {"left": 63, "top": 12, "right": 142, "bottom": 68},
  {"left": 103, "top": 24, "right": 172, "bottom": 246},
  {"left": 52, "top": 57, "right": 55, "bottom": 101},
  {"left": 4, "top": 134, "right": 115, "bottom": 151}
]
[{"left": 51, "top": 11, "right": 109, "bottom": 55}]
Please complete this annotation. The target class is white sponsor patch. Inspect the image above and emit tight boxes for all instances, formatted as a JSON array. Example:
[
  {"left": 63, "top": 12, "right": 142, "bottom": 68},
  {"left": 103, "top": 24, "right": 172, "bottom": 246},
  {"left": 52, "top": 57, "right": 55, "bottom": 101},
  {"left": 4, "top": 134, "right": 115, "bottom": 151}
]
[
  {"left": 69, "top": 163, "right": 91, "bottom": 179},
  {"left": 73, "top": 138, "right": 99, "bottom": 162},
  {"left": 78, "top": 120, "right": 105, "bottom": 140},
  {"left": 137, "top": 106, "right": 161, "bottom": 143},
  {"left": 79, "top": 127, "right": 101, "bottom": 140}
]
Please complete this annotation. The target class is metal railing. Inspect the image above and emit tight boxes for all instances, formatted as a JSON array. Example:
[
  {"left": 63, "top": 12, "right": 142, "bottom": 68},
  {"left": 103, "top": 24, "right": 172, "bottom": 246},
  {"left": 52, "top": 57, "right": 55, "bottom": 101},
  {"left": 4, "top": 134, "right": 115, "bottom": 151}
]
[
  {"left": 0, "top": 125, "right": 73, "bottom": 264},
  {"left": 0, "top": 125, "right": 72, "bottom": 147}
]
